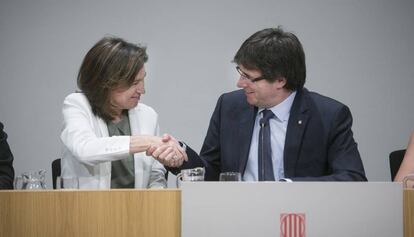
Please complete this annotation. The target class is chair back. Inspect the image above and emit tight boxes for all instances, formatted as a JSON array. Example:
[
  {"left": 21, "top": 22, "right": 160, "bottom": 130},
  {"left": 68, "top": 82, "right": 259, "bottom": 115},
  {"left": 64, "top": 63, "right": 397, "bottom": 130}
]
[
  {"left": 389, "top": 150, "right": 406, "bottom": 181},
  {"left": 51, "top": 158, "right": 61, "bottom": 189}
]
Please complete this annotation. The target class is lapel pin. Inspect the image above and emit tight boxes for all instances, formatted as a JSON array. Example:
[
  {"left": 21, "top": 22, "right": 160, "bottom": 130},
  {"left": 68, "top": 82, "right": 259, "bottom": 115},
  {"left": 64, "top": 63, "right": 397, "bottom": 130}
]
[{"left": 298, "top": 120, "right": 302, "bottom": 125}]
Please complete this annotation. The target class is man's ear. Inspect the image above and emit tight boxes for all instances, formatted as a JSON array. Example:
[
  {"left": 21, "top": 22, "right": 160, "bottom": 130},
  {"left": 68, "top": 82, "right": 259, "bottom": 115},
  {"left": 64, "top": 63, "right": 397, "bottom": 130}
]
[{"left": 274, "top": 77, "right": 287, "bottom": 89}]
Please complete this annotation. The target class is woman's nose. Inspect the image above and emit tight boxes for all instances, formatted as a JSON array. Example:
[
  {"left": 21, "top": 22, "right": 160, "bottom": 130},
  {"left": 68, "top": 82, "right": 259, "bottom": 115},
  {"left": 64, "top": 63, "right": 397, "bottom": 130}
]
[{"left": 137, "top": 82, "right": 145, "bottom": 94}]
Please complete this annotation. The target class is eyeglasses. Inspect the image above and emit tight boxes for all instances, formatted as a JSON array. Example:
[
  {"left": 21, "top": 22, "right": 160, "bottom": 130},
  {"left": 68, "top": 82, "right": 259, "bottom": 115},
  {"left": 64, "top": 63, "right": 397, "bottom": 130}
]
[{"left": 236, "top": 66, "right": 266, "bottom": 83}]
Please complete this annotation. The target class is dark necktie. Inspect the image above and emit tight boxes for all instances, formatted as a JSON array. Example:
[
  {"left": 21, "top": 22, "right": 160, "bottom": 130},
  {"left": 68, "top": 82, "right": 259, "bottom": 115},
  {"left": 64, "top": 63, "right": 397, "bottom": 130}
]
[{"left": 258, "top": 109, "right": 275, "bottom": 181}]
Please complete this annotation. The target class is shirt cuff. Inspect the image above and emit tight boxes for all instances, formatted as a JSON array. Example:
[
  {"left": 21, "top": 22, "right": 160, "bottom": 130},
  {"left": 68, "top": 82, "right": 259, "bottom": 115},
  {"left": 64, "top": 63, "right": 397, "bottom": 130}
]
[{"left": 178, "top": 141, "right": 187, "bottom": 152}]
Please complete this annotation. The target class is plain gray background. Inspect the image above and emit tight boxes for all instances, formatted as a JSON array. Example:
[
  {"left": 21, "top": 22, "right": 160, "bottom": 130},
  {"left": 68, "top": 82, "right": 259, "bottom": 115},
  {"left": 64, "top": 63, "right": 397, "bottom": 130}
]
[{"left": 1, "top": 0, "right": 413, "bottom": 188}]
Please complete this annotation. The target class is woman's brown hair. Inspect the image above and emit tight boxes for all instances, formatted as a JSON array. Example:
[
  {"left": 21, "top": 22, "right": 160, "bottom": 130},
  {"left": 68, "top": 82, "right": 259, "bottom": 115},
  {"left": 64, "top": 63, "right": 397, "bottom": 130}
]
[{"left": 77, "top": 36, "right": 148, "bottom": 121}]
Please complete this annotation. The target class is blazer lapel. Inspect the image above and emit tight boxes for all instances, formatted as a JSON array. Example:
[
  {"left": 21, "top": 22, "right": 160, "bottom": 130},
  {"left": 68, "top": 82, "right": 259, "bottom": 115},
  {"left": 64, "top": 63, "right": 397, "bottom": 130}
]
[
  {"left": 284, "top": 89, "right": 310, "bottom": 178},
  {"left": 238, "top": 106, "right": 257, "bottom": 174},
  {"left": 128, "top": 107, "right": 141, "bottom": 136},
  {"left": 95, "top": 116, "right": 111, "bottom": 178},
  {"left": 128, "top": 107, "right": 145, "bottom": 188},
  {"left": 96, "top": 117, "right": 109, "bottom": 137}
]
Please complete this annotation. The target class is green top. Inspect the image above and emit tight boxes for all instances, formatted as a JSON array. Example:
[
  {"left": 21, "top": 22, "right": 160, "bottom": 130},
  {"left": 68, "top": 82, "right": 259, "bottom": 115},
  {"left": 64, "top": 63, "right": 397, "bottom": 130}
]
[{"left": 107, "top": 114, "right": 135, "bottom": 188}]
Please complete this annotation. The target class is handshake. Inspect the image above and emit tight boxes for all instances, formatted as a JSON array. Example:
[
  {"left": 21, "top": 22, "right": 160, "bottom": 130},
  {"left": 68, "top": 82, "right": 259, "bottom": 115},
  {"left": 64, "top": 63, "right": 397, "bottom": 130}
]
[{"left": 146, "top": 134, "right": 188, "bottom": 168}]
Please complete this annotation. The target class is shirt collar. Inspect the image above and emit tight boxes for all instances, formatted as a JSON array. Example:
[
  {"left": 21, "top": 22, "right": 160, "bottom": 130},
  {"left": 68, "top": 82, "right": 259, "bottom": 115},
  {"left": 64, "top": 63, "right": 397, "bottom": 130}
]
[{"left": 258, "top": 91, "right": 297, "bottom": 122}]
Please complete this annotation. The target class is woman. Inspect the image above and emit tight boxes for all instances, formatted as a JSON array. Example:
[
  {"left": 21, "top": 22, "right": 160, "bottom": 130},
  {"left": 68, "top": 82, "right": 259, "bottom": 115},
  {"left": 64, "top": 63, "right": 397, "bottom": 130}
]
[
  {"left": 394, "top": 132, "right": 414, "bottom": 182},
  {"left": 61, "top": 36, "right": 184, "bottom": 189}
]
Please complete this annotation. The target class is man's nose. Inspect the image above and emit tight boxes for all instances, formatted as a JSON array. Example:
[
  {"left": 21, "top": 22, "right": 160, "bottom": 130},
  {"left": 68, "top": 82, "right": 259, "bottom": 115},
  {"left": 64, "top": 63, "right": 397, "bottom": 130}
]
[{"left": 237, "top": 77, "right": 247, "bottom": 88}]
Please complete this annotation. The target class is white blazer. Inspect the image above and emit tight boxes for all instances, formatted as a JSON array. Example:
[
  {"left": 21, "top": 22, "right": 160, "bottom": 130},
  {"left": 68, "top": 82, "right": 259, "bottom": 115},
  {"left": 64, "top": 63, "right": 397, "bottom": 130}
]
[{"left": 60, "top": 93, "right": 166, "bottom": 189}]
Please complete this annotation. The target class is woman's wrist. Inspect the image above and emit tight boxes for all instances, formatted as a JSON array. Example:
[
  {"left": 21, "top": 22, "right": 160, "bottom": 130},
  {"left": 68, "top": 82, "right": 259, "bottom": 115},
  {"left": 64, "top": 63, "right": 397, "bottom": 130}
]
[{"left": 129, "top": 135, "right": 161, "bottom": 154}]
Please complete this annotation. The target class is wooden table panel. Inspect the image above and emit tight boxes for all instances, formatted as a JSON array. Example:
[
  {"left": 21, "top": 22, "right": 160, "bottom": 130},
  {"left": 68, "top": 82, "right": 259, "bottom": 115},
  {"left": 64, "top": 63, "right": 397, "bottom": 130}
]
[
  {"left": 0, "top": 189, "right": 180, "bottom": 237},
  {"left": 404, "top": 188, "right": 414, "bottom": 237}
]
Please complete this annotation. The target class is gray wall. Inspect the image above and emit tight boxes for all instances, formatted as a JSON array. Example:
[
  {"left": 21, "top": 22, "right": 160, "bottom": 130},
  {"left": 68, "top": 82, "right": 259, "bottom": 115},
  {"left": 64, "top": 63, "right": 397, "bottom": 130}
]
[{"left": 1, "top": 0, "right": 413, "bottom": 187}]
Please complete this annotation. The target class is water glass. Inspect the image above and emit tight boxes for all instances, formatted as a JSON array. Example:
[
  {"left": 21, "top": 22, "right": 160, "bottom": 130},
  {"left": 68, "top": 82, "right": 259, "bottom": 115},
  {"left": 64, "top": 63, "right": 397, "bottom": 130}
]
[
  {"left": 219, "top": 172, "right": 241, "bottom": 181},
  {"left": 403, "top": 173, "right": 414, "bottom": 189},
  {"left": 176, "top": 167, "right": 205, "bottom": 187},
  {"left": 56, "top": 176, "right": 79, "bottom": 189}
]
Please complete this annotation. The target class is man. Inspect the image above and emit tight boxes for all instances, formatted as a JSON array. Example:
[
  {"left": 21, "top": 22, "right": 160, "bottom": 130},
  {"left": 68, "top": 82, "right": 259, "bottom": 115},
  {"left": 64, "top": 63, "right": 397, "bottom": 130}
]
[
  {"left": 149, "top": 27, "right": 367, "bottom": 181},
  {"left": 0, "top": 122, "right": 15, "bottom": 189}
]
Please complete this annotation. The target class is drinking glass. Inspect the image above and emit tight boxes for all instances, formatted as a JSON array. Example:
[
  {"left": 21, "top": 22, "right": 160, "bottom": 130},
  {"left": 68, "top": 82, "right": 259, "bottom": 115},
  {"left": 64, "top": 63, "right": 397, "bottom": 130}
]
[
  {"left": 56, "top": 176, "right": 79, "bottom": 189},
  {"left": 219, "top": 172, "right": 241, "bottom": 181},
  {"left": 176, "top": 167, "right": 205, "bottom": 187},
  {"left": 403, "top": 173, "right": 414, "bottom": 189}
]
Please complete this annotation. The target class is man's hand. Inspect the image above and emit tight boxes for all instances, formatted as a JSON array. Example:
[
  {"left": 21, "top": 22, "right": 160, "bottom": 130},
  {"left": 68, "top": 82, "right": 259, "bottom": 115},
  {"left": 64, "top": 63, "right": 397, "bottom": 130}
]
[{"left": 146, "top": 134, "right": 188, "bottom": 167}]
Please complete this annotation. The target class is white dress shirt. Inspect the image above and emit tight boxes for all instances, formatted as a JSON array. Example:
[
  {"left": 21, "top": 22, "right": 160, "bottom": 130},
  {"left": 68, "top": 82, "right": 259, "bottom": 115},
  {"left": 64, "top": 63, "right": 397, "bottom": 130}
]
[{"left": 243, "top": 91, "right": 297, "bottom": 181}]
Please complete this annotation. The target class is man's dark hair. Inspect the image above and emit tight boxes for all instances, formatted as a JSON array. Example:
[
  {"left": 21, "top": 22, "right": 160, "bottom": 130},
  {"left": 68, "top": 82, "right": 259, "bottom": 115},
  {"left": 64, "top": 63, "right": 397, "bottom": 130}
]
[{"left": 234, "top": 27, "right": 306, "bottom": 90}]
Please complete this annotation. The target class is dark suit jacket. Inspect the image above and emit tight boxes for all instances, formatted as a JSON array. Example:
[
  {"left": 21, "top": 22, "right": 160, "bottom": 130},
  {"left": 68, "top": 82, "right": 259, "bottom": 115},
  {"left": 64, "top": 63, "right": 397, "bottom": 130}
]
[
  {"left": 178, "top": 88, "right": 367, "bottom": 181},
  {"left": 0, "top": 122, "right": 15, "bottom": 189}
]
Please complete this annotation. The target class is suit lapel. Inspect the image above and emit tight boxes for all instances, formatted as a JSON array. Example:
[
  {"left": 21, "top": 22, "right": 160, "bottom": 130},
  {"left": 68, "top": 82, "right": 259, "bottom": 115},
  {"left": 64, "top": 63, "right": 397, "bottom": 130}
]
[
  {"left": 96, "top": 116, "right": 109, "bottom": 137},
  {"left": 128, "top": 107, "right": 141, "bottom": 136},
  {"left": 284, "top": 89, "right": 310, "bottom": 177},
  {"left": 238, "top": 105, "right": 257, "bottom": 174},
  {"left": 128, "top": 106, "right": 144, "bottom": 188}
]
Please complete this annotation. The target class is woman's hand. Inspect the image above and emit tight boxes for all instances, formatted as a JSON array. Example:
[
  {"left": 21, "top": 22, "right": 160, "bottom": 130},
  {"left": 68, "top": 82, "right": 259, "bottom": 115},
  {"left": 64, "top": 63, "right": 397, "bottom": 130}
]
[{"left": 146, "top": 134, "right": 188, "bottom": 167}]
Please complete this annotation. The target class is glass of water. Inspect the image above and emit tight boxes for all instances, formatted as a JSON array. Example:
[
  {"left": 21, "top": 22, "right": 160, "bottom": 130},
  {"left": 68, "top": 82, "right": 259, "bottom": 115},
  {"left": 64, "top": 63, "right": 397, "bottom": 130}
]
[
  {"left": 56, "top": 176, "right": 79, "bottom": 189},
  {"left": 176, "top": 167, "right": 205, "bottom": 187},
  {"left": 219, "top": 172, "right": 241, "bottom": 181}
]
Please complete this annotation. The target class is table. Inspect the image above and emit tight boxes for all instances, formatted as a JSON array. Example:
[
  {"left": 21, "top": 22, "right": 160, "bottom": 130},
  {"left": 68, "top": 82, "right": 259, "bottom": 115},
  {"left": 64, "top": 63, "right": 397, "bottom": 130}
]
[
  {"left": 404, "top": 188, "right": 414, "bottom": 237},
  {"left": 0, "top": 189, "right": 180, "bottom": 237},
  {"left": 1, "top": 186, "right": 412, "bottom": 237}
]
